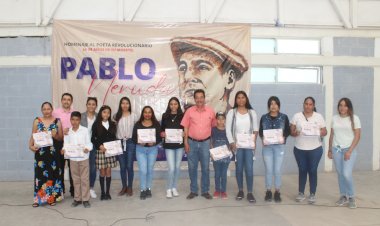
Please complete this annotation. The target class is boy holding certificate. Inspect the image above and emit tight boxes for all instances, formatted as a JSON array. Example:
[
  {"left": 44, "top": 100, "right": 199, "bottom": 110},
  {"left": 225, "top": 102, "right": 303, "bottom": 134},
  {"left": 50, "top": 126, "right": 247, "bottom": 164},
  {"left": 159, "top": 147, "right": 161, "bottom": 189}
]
[
  {"left": 210, "top": 112, "right": 231, "bottom": 199},
  {"left": 62, "top": 111, "right": 93, "bottom": 208}
]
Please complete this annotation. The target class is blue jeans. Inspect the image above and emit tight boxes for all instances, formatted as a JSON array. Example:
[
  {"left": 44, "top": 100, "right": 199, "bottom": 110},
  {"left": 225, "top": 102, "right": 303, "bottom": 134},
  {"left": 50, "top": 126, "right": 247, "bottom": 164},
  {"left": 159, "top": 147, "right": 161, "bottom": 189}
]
[
  {"left": 293, "top": 146, "right": 323, "bottom": 194},
  {"left": 235, "top": 148, "right": 254, "bottom": 193},
  {"left": 118, "top": 139, "right": 136, "bottom": 188},
  {"left": 187, "top": 139, "right": 210, "bottom": 194},
  {"left": 136, "top": 144, "right": 158, "bottom": 191},
  {"left": 89, "top": 147, "right": 97, "bottom": 188},
  {"left": 262, "top": 144, "right": 285, "bottom": 190},
  {"left": 213, "top": 158, "right": 230, "bottom": 192},
  {"left": 165, "top": 148, "right": 184, "bottom": 190},
  {"left": 332, "top": 147, "right": 357, "bottom": 198}
]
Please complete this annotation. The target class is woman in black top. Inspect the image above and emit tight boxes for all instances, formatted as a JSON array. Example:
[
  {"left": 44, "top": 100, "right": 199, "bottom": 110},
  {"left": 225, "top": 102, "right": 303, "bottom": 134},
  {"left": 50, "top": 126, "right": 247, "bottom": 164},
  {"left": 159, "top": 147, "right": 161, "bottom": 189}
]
[
  {"left": 91, "top": 105, "right": 117, "bottom": 201},
  {"left": 132, "top": 106, "right": 162, "bottom": 200},
  {"left": 161, "top": 97, "right": 184, "bottom": 198}
]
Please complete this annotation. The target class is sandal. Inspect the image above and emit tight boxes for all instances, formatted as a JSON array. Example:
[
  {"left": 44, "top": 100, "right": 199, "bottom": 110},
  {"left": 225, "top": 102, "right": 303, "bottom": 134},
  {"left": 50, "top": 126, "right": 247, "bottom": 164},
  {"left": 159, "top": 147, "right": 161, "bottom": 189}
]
[
  {"left": 49, "top": 202, "right": 56, "bottom": 206},
  {"left": 32, "top": 203, "right": 39, "bottom": 208}
]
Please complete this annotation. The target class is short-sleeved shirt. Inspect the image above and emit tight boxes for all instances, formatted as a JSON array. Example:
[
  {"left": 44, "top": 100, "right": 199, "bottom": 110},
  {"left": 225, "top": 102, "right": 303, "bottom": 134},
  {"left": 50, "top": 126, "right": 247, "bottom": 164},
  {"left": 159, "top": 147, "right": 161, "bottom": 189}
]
[
  {"left": 63, "top": 125, "right": 93, "bottom": 161},
  {"left": 181, "top": 105, "right": 216, "bottom": 140},
  {"left": 53, "top": 107, "right": 73, "bottom": 131},
  {"left": 290, "top": 112, "right": 326, "bottom": 150},
  {"left": 332, "top": 114, "right": 361, "bottom": 149}
]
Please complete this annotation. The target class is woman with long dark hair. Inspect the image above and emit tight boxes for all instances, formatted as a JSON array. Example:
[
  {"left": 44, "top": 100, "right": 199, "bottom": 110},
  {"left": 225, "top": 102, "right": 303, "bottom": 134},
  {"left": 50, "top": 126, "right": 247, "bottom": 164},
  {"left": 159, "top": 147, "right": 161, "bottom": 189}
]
[
  {"left": 259, "top": 96, "right": 290, "bottom": 203},
  {"left": 290, "top": 97, "right": 327, "bottom": 204},
  {"left": 91, "top": 105, "right": 117, "bottom": 201},
  {"left": 29, "top": 102, "right": 64, "bottom": 207},
  {"left": 226, "top": 91, "right": 259, "bottom": 203},
  {"left": 328, "top": 97, "right": 361, "bottom": 209},
  {"left": 114, "top": 97, "right": 137, "bottom": 196},
  {"left": 132, "top": 106, "right": 162, "bottom": 200},
  {"left": 161, "top": 97, "right": 184, "bottom": 198}
]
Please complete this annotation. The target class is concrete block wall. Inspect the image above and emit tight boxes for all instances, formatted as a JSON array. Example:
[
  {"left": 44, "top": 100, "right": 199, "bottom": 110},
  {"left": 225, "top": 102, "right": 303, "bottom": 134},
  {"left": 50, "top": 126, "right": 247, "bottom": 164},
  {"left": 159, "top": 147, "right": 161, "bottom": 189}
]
[
  {"left": 333, "top": 37, "right": 375, "bottom": 171},
  {"left": 0, "top": 67, "right": 51, "bottom": 180}
]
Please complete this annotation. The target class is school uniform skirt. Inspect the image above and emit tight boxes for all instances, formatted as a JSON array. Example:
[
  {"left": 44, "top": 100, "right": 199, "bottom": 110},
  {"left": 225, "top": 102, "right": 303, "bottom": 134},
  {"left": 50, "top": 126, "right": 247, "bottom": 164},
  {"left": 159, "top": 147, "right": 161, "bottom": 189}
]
[{"left": 96, "top": 150, "right": 118, "bottom": 169}]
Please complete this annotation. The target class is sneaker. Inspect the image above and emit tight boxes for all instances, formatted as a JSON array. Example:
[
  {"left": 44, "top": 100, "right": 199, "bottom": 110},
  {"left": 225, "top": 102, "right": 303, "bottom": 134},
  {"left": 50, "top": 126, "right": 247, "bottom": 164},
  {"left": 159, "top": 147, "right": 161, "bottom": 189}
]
[
  {"left": 296, "top": 192, "right": 305, "bottom": 202},
  {"left": 274, "top": 191, "right": 282, "bottom": 203},
  {"left": 308, "top": 194, "right": 316, "bottom": 204},
  {"left": 186, "top": 192, "right": 198, "bottom": 200},
  {"left": 335, "top": 196, "right": 348, "bottom": 206},
  {"left": 213, "top": 191, "right": 220, "bottom": 199},
  {"left": 236, "top": 191, "right": 244, "bottom": 200},
  {"left": 348, "top": 198, "right": 357, "bottom": 209},
  {"left": 166, "top": 189, "right": 173, "bottom": 199},
  {"left": 90, "top": 189, "right": 97, "bottom": 199},
  {"left": 140, "top": 190, "right": 146, "bottom": 200},
  {"left": 265, "top": 190, "right": 272, "bottom": 202},
  {"left": 71, "top": 200, "right": 82, "bottom": 207},
  {"left": 83, "top": 201, "right": 91, "bottom": 208},
  {"left": 247, "top": 193, "right": 256, "bottom": 203},
  {"left": 201, "top": 192, "right": 213, "bottom": 200},
  {"left": 172, "top": 188, "right": 179, "bottom": 197},
  {"left": 146, "top": 189, "right": 152, "bottom": 198},
  {"left": 221, "top": 192, "right": 228, "bottom": 200}
]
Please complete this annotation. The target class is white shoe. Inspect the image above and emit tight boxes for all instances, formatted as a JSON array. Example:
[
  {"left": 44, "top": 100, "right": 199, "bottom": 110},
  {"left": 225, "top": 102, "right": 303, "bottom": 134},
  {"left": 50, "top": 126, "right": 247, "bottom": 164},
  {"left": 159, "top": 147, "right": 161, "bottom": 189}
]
[
  {"left": 90, "top": 189, "right": 97, "bottom": 199},
  {"left": 166, "top": 189, "right": 173, "bottom": 198},
  {"left": 172, "top": 188, "right": 179, "bottom": 197}
]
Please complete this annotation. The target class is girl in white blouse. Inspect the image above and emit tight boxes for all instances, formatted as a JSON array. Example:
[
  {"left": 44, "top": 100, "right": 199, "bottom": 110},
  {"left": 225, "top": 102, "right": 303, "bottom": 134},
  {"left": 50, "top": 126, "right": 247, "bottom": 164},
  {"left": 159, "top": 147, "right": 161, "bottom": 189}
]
[{"left": 328, "top": 97, "right": 361, "bottom": 209}]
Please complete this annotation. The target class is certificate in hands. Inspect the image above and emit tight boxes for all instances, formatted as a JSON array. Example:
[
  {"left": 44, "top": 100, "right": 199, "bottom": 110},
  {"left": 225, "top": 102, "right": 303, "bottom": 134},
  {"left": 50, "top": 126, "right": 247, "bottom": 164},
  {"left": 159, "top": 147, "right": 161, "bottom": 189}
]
[
  {"left": 210, "top": 145, "right": 232, "bottom": 161},
  {"left": 103, "top": 140, "right": 123, "bottom": 157},
  {"left": 138, "top": 129, "right": 156, "bottom": 143},
  {"left": 33, "top": 131, "right": 53, "bottom": 148},
  {"left": 301, "top": 122, "right": 320, "bottom": 136},
  {"left": 64, "top": 144, "right": 85, "bottom": 159},
  {"left": 236, "top": 133, "right": 256, "bottom": 149},
  {"left": 263, "top": 129, "right": 284, "bottom": 145},
  {"left": 165, "top": 129, "right": 183, "bottom": 143}
]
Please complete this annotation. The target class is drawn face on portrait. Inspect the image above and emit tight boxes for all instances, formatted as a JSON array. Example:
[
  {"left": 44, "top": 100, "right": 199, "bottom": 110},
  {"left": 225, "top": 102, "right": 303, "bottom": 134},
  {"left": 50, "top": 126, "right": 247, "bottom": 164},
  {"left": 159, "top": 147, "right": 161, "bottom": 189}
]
[
  {"left": 171, "top": 37, "right": 249, "bottom": 113},
  {"left": 177, "top": 49, "right": 234, "bottom": 112}
]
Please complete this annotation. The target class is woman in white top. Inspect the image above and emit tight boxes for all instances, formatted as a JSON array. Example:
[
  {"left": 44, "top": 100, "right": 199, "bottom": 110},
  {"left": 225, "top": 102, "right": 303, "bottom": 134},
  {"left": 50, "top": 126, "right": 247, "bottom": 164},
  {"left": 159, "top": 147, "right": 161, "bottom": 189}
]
[
  {"left": 114, "top": 97, "right": 137, "bottom": 196},
  {"left": 328, "top": 98, "right": 361, "bottom": 209},
  {"left": 290, "top": 97, "right": 327, "bottom": 204},
  {"left": 226, "top": 91, "right": 258, "bottom": 203},
  {"left": 80, "top": 97, "right": 98, "bottom": 199}
]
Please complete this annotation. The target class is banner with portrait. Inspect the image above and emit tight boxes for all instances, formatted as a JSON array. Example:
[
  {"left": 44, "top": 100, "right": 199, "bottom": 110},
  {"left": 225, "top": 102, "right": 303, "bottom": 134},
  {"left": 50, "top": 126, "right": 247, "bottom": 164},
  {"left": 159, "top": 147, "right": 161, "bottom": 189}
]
[{"left": 52, "top": 20, "right": 251, "bottom": 116}]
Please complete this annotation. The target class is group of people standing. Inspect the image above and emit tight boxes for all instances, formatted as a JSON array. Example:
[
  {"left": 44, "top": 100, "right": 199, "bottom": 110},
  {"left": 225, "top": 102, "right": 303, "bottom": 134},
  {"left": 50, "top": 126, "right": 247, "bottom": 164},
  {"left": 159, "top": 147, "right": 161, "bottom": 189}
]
[{"left": 28, "top": 89, "right": 361, "bottom": 209}]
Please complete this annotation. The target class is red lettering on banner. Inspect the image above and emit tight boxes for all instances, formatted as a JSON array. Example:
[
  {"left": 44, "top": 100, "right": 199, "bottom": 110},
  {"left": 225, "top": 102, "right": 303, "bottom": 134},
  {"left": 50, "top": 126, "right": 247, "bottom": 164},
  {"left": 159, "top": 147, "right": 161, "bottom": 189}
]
[{"left": 87, "top": 74, "right": 176, "bottom": 105}]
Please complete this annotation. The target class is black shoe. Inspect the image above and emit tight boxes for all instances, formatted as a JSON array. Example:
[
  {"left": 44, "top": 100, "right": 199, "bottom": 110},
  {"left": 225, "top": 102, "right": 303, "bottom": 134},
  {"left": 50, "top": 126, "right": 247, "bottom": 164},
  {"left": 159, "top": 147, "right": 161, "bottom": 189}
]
[
  {"left": 105, "top": 193, "right": 112, "bottom": 200},
  {"left": 274, "top": 191, "right": 282, "bottom": 203},
  {"left": 140, "top": 190, "right": 146, "bottom": 200},
  {"left": 146, "top": 189, "right": 152, "bottom": 198},
  {"left": 265, "top": 190, "right": 272, "bottom": 202},
  {"left": 83, "top": 201, "right": 91, "bottom": 208},
  {"left": 201, "top": 192, "right": 212, "bottom": 200},
  {"left": 247, "top": 193, "right": 256, "bottom": 203},
  {"left": 71, "top": 200, "right": 82, "bottom": 207},
  {"left": 100, "top": 193, "right": 106, "bottom": 201},
  {"left": 236, "top": 191, "right": 244, "bottom": 200},
  {"left": 186, "top": 192, "right": 198, "bottom": 200}
]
